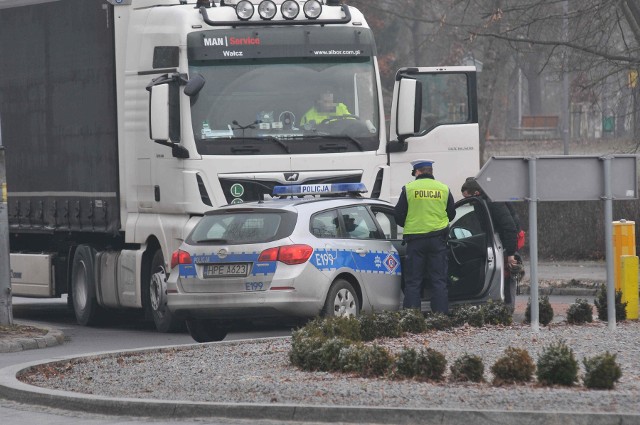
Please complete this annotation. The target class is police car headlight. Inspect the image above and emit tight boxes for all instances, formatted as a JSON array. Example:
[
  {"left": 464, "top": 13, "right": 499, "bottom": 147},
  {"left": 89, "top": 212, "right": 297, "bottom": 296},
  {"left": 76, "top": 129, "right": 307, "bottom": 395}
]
[
  {"left": 258, "top": 0, "right": 277, "bottom": 20},
  {"left": 303, "top": 0, "right": 322, "bottom": 19},
  {"left": 281, "top": 0, "right": 300, "bottom": 20},
  {"left": 235, "top": 0, "right": 255, "bottom": 20}
]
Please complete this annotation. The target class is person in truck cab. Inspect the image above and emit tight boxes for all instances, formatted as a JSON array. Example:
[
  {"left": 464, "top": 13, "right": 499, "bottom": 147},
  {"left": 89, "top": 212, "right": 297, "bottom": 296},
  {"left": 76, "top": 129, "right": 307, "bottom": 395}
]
[{"left": 300, "top": 90, "right": 351, "bottom": 128}]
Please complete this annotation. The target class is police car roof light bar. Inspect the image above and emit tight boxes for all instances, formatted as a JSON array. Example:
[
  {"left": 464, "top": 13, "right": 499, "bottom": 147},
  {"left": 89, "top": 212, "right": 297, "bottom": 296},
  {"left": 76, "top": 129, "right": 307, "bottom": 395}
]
[{"left": 273, "top": 183, "right": 367, "bottom": 197}]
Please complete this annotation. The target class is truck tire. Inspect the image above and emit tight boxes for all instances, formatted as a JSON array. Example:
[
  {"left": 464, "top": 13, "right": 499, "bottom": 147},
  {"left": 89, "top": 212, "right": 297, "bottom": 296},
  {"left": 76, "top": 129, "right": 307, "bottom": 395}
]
[
  {"left": 186, "top": 319, "right": 228, "bottom": 343},
  {"left": 322, "top": 279, "right": 359, "bottom": 317},
  {"left": 144, "top": 249, "right": 183, "bottom": 333},
  {"left": 71, "top": 245, "right": 104, "bottom": 326}
]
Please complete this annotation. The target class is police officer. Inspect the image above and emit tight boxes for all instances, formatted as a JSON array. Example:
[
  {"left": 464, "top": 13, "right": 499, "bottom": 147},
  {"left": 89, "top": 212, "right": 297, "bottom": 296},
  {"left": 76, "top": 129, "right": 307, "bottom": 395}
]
[{"left": 394, "top": 159, "right": 455, "bottom": 314}]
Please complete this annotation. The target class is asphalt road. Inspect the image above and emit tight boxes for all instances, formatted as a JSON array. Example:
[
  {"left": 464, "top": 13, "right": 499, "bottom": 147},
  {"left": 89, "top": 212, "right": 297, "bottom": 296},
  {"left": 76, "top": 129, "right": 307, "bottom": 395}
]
[
  {"left": 2, "top": 296, "right": 306, "bottom": 425},
  {"left": 0, "top": 259, "right": 608, "bottom": 424}
]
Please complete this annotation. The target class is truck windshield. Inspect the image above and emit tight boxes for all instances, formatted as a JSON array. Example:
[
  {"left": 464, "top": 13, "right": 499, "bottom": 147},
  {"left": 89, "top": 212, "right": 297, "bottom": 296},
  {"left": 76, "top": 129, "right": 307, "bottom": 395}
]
[{"left": 188, "top": 56, "right": 379, "bottom": 155}]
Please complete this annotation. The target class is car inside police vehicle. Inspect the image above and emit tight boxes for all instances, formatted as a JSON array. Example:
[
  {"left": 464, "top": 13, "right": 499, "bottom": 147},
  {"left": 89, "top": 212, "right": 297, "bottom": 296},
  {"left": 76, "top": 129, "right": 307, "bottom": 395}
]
[{"left": 166, "top": 183, "right": 504, "bottom": 343}]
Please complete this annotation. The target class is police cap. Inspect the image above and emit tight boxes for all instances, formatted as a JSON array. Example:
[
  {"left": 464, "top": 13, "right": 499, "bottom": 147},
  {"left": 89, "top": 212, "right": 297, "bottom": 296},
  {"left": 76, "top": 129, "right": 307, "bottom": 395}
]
[
  {"left": 410, "top": 159, "right": 434, "bottom": 176},
  {"left": 410, "top": 159, "right": 434, "bottom": 170}
]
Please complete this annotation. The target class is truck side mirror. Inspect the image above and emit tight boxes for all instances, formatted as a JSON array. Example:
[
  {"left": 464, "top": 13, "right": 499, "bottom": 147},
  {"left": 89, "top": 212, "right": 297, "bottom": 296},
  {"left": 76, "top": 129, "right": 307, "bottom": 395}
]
[
  {"left": 149, "top": 84, "right": 170, "bottom": 141},
  {"left": 396, "top": 78, "right": 422, "bottom": 142},
  {"left": 146, "top": 75, "right": 189, "bottom": 159},
  {"left": 184, "top": 73, "right": 205, "bottom": 97}
]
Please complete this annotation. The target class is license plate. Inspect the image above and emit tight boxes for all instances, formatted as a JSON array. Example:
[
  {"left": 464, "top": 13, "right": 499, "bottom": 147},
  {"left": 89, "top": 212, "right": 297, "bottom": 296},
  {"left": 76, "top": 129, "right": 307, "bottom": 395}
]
[{"left": 203, "top": 263, "right": 250, "bottom": 278}]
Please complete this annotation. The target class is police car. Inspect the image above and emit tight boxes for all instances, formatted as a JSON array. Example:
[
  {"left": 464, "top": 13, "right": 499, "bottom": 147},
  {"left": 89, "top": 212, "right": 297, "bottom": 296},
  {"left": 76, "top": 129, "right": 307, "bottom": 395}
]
[{"left": 166, "top": 183, "right": 503, "bottom": 342}]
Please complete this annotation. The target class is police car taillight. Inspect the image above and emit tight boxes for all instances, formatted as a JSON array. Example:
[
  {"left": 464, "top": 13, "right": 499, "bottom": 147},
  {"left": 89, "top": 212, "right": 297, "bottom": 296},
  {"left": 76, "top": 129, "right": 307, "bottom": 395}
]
[
  {"left": 258, "top": 244, "right": 313, "bottom": 265},
  {"left": 258, "top": 247, "right": 279, "bottom": 262},
  {"left": 170, "top": 249, "right": 193, "bottom": 269}
]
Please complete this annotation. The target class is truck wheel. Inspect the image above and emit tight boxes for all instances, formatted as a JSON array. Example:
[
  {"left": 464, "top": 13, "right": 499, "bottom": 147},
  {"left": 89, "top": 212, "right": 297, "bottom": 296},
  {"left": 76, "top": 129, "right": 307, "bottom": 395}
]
[
  {"left": 71, "top": 245, "right": 104, "bottom": 326},
  {"left": 322, "top": 279, "right": 359, "bottom": 317},
  {"left": 186, "top": 319, "right": 228, "bottom": 343},
  {"left": 144, "top": 249, "right": 183, "bottom": 333}
]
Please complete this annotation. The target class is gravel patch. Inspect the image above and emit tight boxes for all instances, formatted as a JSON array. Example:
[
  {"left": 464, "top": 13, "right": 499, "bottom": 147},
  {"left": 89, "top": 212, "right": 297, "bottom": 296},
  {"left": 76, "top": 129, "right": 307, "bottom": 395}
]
[{"left": 19, "top": 321, "right": 640, "bottom": 414}]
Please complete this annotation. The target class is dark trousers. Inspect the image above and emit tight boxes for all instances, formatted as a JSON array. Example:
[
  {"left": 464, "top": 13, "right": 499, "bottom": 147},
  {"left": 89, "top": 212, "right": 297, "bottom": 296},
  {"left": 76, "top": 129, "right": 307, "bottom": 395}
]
[
  {"left": 503, "top": 260, "right": 516, "bottom": 309},
  {"left": 403, "top": 235, "right": 449, "bottom": 314}
]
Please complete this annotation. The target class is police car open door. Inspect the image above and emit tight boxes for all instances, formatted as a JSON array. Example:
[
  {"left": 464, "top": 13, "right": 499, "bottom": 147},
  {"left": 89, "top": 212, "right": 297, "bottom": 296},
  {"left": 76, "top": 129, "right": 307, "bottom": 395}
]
[{"left": 424, "top": 196, "right": 503, "bottom": 305}]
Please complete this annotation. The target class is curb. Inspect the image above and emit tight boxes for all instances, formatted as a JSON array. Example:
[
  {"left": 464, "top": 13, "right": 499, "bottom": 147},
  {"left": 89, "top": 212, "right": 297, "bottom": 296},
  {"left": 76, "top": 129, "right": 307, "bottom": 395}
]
[
  {"left": 0, "top": 352, "right": 638, "bottom": 425},
  {"left": 0, "top": 324, "right": 65, "bottom": 353}
]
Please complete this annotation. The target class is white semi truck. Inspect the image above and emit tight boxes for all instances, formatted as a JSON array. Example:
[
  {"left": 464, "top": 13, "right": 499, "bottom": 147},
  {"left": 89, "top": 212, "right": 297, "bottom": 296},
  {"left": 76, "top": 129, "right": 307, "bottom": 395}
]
[{"left": 0, "top": 0, "right": 479, "bottom": 331}]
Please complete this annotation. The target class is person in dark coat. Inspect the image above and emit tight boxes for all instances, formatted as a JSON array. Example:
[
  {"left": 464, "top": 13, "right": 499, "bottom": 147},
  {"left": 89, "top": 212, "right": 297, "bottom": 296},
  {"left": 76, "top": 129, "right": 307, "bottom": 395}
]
[{"left": 461, "top": 177, "right": 519, "bottom": 310}]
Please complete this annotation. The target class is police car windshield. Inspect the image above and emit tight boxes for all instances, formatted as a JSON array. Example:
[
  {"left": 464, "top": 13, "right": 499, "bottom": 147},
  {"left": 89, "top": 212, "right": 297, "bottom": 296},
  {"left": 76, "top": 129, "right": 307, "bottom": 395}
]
[{"left": 189, "top": 57, "right": 379, "bottom": 155}]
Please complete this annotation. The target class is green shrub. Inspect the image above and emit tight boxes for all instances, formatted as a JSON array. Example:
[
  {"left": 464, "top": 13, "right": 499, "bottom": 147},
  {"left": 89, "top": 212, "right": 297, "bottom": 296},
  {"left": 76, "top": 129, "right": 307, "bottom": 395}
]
[
  {"left": 450, "top": 353, "right": 485, "bottom": 383},
  {"left": 524, "top": 295, "right": 554, "bottom": 326},
  {"left": 358, "top": 311, "right": 402, "bottom": 341},
  {"left": 491, "top": 347, "right": 535, "bottom": 385},
  {"left": 414, "top": 348, "right": 447, "bottom": 381},
  {"left": 317, "top": 337, "right": 351, "bottom": 371},
  {"left": 583, "top": 352, "right": 622, "bottom": 389},
  {"left": 450, "top": 305, "right": 485, "bottom": 328},
  {"left": 480, "top": 300, "right": 513, "bottom": 326},
  {"left": 398, "top": 309, "right": 427, "bottom": 334},
  {"left": 594, "top": 285, "right": 627, "bottom": 321},
  {"left": 393, "top": 347, "right": 447, "bottom": 381},
  {"left": 289, "top": 333, "right": 327, "bottom": 371},
  {"left": 394, "top": 347, "right": 419, "bottom": 378},
  {"left": 337, "top": 343, "right": 365, "bottom": 373},
  {"left": 566, "top": 298, "right": 593, "bottom": 324},
  {"left": 289, "top": 316, "right": 361, "bottom": 370},
  {"left": 304, "top": 316, "right": 362, "bottom": 341},
  {"left": 357, "top": 344, "right": 394, "bottom": 377},
  {"left": 536, "top": 340, "right": 578, "bottom": 386},
  {"left": 337, "top": 343, "right": 394, "bottom": 377},
  {"left": 424, "top": 312, "right": 453, "bottom": 331}
]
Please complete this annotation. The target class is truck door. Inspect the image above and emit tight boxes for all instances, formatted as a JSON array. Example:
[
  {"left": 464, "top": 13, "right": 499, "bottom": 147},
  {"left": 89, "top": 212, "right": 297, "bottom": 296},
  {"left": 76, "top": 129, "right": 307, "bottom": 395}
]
[
  {"left": 435, "top": 197, "right": 503, "bottom": 305},
  {"left": 388, "top": 67, "right": 479, "bottom": 204}
]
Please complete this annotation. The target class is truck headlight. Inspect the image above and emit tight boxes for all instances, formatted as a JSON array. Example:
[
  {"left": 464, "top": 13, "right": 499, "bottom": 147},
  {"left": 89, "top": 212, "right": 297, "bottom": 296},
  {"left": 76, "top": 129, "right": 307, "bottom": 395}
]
[
  {"left": 258, "top": 0, "right": 277, "bottom": 20},
  {"left": 303, "top": 0, "right": 322, "bottom": 19},
  {"left": 236, "top": 0, "right": 255, "bottom": 20},
  {"left": 281, "top": 0, "right": 299, "bottom": 20}
]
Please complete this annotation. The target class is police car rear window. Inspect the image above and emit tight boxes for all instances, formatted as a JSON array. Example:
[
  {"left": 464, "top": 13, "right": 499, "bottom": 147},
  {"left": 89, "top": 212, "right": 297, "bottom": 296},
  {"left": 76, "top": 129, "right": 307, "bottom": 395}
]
[{"left": 187, "top": 210, "right": 296, "bottom": 244}]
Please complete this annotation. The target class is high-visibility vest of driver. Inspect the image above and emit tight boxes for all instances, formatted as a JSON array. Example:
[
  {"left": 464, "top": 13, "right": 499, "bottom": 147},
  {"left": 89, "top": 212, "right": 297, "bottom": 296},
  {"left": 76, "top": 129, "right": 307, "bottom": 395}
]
[
  {"left": 403, "top": 178, "right": 450, "bottom": 235},
  {"left": 300, "top": 103, "right": 350, "bottom": 126}
]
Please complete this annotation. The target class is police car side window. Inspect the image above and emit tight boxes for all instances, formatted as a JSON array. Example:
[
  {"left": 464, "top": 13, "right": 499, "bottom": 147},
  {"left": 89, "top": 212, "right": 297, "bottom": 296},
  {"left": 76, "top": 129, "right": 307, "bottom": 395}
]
[
  {"left": 371, "top": 208, "right": 398, "bottom": 240},
  {"left": 310, "top": 210, "right": 340, "bottom": 238},
  {"left": 339, "top": 206, "right": 379, "bottom": 239}
]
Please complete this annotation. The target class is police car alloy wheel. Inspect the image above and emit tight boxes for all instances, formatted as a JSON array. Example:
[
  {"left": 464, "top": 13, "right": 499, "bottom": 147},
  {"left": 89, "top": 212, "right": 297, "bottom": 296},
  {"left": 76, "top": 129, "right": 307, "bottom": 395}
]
[{"left": 323, "top": 279, "right": 359, "bottom": 317}]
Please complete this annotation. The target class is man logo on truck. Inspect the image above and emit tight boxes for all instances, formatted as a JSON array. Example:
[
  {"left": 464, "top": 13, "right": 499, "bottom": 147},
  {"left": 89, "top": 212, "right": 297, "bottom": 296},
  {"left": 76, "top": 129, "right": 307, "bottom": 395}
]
[{"left": 204, "top": 37, "right": 227, "bottom": 46}]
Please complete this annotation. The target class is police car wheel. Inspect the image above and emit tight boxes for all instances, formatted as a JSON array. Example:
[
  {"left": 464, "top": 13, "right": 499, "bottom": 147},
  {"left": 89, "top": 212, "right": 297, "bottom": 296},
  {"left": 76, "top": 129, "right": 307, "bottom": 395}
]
[
  {"left": 322, "top": 279, "right": 359, "bottom": 318},
  {"left": 186, "top": 319, "right": 228, "bottom": 343}
]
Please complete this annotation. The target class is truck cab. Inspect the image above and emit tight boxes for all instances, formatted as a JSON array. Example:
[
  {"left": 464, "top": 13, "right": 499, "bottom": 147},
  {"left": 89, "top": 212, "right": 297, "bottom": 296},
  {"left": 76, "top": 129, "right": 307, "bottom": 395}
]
[{"left": 1, "top": 0, "right": 479, "bottom": 332}]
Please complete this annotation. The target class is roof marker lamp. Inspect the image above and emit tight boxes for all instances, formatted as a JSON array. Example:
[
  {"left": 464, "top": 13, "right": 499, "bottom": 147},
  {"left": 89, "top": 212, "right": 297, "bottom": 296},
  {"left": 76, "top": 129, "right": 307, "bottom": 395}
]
[
  {"left": 258, "top": 0, "right": 277, "bottom": 20},
  {"left": 281, "top": 0, "right": 300, "bottom": 20},
  {"left": 303, "top": 0, "right": 322, "bottom": 19},
  {"left": 235, "top": 0, "right": 255, "bottom": 20}
]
